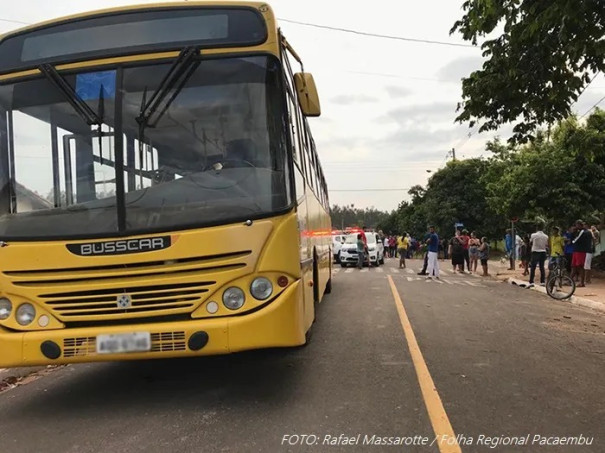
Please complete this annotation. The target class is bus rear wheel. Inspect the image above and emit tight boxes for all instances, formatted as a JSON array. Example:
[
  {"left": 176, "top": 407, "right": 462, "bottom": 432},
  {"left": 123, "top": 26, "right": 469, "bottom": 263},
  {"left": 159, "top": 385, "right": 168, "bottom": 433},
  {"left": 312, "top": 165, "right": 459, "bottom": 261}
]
[{"left": 325, "top": 277, "right": 332, "bottom": 294}]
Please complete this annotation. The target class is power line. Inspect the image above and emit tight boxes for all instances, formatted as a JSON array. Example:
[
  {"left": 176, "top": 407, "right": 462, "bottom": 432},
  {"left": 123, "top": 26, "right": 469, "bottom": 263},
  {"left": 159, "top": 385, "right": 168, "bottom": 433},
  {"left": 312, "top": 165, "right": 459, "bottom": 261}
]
[
  {"left": 341, "top": 70, "right": 442, "bottom": 82},
  {"left": 330, "top": 188, "right": 411, "bottom": 192},
  {"left": 0, "top": 18, "right": 30, "bottom": 25},
  {"left": 278, "top": 18, "right": 477, "bottom": 49},
  {"left": 578, "top": 72, "right": 605, "bottom": 120},
  {"left": 579, "top": 94, "right": 605, "bottom": 120}
]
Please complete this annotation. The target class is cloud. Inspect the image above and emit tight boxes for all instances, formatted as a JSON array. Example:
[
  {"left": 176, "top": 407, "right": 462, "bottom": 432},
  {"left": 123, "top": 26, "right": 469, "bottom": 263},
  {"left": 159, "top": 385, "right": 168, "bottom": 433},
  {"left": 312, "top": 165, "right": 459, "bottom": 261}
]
[
  {"left": 436, "top": 56, "right": 484, "bottom": 83},
  {"left": 330, "top": 94, "right": 378, "bottom": 105},
  {"left": 384, "top": 85, "right": 412, "bottom": 98},
  {"left": 375, "top": 126, "right": 462, "bottom": 160},
  {"left": 378, "top": 102, "right": 459, "bottom": 126}
]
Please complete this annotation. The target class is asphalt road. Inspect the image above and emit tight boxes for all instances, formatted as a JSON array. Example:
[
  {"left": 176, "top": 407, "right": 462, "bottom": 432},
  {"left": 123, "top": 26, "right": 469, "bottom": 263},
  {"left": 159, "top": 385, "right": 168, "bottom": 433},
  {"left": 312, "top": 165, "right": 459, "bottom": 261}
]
[{"left": 0, "top": 258, "right": 603, "bottom": 453}]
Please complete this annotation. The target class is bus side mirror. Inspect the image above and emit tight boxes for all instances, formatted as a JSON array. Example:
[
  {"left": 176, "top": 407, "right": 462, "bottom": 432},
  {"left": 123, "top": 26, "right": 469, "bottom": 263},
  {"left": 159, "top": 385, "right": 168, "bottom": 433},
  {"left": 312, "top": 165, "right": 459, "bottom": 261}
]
[{"left": 294, "top": 72, "right": 321, "bottom": 117}]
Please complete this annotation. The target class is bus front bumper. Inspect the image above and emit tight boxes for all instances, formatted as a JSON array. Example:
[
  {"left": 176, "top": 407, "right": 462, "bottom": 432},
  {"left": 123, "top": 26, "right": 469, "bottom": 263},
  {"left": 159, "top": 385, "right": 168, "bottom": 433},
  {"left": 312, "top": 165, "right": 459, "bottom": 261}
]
[{"left": 0, "top": 282, "right": 305, "bottom": 368}]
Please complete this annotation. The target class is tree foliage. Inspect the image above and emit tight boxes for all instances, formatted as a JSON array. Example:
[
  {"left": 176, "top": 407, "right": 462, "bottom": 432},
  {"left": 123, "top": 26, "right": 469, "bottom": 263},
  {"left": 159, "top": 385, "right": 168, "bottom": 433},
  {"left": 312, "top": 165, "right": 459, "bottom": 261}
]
[
  {"left": 484, "top": 110, "right": 605, "bottom": 226},
  {"left": 451, "top": 0, "right": 605, "bottom": 143},
  {"left": 378, "top": 111, "right": 605, "bottom": 240},
  {"left": 330, "top": 205, "right": 390, "bottom": 230}
]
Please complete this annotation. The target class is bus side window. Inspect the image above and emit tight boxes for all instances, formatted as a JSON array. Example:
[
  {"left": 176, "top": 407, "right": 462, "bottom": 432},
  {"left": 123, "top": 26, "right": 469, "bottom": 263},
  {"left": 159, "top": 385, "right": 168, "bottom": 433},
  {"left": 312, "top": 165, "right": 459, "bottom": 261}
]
[{"left": 286, "top": 94, "right": 305, "bottom": 200}]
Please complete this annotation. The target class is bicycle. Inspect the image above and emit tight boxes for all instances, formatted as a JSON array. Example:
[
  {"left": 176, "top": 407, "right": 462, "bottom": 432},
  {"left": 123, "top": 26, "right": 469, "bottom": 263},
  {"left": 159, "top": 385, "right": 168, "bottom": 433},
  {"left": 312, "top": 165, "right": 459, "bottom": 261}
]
[{"left": 546, "top": 254, "right": 575, "bottom": 300}]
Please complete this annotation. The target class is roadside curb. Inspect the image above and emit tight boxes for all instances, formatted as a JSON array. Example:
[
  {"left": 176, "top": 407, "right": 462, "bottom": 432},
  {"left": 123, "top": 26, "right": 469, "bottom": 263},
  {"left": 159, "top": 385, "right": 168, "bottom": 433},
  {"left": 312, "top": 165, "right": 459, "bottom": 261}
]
[{"left": 502, "top": 277, "right": 605, "bottom": 313}]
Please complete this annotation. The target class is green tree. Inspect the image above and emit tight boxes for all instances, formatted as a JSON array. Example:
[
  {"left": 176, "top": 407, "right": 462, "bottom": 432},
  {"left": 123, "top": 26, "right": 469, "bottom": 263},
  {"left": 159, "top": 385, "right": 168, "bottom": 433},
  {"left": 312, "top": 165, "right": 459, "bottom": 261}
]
[
  {"left": 483, "top": 111, "right": 605, "bottom": 227},
  {"left": 378, "top": 161, "right": 506, "bottom": 241},
  {"left": 451, "top": 0, "right": 605, "bottom": 142},
  {"left": 330, "top": 204, "right": 389, "bottom": 231}
]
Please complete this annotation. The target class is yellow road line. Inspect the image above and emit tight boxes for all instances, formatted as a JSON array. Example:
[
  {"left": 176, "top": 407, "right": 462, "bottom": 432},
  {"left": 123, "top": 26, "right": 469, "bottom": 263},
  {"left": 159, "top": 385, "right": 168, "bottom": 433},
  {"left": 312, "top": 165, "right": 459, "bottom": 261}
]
[{"left": 387, "top": 275, "right": 462, "bottom": 453}]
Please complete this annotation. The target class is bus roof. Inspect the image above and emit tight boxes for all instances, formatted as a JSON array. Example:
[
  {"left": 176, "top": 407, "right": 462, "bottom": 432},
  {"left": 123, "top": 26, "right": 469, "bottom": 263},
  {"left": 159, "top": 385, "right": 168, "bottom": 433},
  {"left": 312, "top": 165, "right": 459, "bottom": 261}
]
[
  {"left": 0, "top": 1, "right": 275, "bottom": 39},
  {"left": 0, "top": 2, "right": 278, "bottom": 76}
]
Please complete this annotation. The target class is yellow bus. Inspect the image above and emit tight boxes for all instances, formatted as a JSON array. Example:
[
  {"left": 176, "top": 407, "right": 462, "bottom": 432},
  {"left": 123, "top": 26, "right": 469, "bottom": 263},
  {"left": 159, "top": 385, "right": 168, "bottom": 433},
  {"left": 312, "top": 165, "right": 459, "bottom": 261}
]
[{"left": 0, "top": 1, "right": 332, "bottom": 367}]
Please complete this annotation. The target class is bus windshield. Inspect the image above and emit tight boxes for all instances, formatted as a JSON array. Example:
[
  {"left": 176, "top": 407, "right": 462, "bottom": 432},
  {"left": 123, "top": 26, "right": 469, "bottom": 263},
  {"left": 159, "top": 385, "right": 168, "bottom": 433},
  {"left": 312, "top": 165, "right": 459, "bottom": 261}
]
[{"left": 0, "top": 55, "right": 291, "bottom": 239}]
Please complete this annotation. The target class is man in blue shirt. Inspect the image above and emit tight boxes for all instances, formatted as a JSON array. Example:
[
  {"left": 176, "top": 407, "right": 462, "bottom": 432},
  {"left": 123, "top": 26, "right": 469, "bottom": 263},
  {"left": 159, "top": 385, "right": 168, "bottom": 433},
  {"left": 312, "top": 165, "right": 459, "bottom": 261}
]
[
  {"left": 563, "top": 225, "right": 575, "bottom": 274},
  {"left": 426, "top": 226, "right": 440, "bottom": 279},
  {"left": 504, "top": 229, "right": 514, "bottom": 270}
]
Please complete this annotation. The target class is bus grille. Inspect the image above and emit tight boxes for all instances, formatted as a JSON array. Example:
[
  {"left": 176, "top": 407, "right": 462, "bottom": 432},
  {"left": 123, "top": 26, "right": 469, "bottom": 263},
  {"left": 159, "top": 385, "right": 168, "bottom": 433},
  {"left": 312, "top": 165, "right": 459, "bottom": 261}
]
[
  {"left": 43, "top": 282, "right": 213, "bottom": 318},
  {"left": 63, "top": 331, "right": 186, "bottom": 357},
  {"left": 3, "top": 251, "right": 251, "bottom": 321}
]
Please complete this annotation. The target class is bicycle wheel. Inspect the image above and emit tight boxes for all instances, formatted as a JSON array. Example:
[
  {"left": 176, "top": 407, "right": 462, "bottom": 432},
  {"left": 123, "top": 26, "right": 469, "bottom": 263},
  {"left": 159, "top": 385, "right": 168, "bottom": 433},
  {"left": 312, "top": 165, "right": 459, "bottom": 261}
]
[{"left": 546, "top": 274, "right": 575, "bottom": 300}]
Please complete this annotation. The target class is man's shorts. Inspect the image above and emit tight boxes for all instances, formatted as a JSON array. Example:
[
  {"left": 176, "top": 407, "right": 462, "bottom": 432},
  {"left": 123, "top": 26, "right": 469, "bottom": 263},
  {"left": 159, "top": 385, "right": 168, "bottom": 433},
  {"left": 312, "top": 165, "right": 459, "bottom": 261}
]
[
  {"left": 585, "top": 253, "right": 593, "bottom": 270},
  {"left": 572, "top": 252, "right": 587, "bottom": 268}
]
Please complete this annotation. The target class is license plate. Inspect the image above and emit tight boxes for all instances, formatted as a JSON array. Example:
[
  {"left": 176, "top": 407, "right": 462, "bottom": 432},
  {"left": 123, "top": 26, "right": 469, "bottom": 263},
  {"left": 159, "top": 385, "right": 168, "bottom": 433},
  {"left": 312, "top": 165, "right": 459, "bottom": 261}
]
[{"left": 96, "top": 332, "right": 151, "bottom": 354}]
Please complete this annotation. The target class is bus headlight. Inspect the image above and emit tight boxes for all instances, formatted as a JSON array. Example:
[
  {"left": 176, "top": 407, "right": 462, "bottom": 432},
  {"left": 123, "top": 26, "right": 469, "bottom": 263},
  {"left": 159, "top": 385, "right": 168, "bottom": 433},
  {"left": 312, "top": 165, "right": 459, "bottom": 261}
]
[
  {"left": 250, "top": 277, "right": 273, "bottom": 300},
  {"left": 223, "top": 287, "right": 245, "bottom": 310},
  {"left": 16, "top": 303, "right": 36, "bottom": 326},
  {"left": 0, "top": 298, "right": 12, "bottom": 320}
]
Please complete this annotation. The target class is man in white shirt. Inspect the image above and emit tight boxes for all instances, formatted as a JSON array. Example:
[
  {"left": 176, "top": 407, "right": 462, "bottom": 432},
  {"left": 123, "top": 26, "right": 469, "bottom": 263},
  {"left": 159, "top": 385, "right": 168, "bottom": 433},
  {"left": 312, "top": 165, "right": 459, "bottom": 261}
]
[{"left": 529, "top": 225, "right": 549, "bottom": 287}]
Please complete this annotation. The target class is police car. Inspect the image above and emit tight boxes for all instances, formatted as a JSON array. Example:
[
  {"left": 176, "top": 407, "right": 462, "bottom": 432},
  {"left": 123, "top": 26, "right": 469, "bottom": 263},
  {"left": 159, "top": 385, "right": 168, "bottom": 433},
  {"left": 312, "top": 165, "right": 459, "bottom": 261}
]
[{"left": 339, "top": 232, "right": 384, "bottom": 267}]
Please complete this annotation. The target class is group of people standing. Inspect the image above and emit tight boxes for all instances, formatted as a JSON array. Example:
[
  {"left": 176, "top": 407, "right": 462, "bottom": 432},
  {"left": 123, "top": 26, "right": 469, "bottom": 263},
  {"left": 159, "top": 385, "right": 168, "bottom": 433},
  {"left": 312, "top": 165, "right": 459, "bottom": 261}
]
[
  {"left": 447, "top": 229, "right": 491, "bottom": 276},
  {"left": 511, "top": 220, "right": 601, "bottom": 288},
  {"left": 412, "top": 227, "right": 491, "bottom": 278}
]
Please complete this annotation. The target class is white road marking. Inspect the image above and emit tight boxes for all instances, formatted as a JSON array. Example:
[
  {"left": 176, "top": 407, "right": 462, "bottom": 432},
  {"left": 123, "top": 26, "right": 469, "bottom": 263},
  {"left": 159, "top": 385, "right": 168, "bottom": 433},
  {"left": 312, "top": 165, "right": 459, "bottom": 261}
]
[
  {"left": 463, "top": 280, "right": 486, "bottom": 287},
  {"left": 390, "top": 268, "right": 400, "bottom": 274},
  {"left": 406, "top": 269, "right": 415, "bottom": 274},
  {"left": 375, "top": 267, "right": 384, "bottom": 273},
  {"left": 345, "top": 268, "right": 354, "bottom": 273}
]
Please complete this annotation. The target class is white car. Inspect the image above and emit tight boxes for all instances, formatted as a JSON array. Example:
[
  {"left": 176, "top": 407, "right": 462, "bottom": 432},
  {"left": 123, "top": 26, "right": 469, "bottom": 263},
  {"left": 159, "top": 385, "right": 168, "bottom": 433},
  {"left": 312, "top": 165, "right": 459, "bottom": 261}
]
[
  {"left": 332, "top": 234, "right": 346, "bottom": 262},
  {"left": 339, "top": 232, "right": 384, "bottom": 267}
]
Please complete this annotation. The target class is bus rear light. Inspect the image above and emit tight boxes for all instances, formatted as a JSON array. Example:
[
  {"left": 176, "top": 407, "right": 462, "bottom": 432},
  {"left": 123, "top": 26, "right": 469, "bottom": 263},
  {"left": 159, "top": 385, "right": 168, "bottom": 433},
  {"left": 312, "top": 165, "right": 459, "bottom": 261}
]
[{"left": 277, "top": 276, "right": 288, "bottom": 288}]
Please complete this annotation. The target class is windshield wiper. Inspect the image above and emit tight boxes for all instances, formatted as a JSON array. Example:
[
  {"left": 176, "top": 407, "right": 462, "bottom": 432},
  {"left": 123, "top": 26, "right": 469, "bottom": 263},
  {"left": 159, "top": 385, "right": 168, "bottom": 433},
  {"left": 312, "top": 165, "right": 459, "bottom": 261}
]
[
  {"left": 39, "top": 63, "right": 106, "bottom": 161},
  {"left": 136, "top": 47, "right": 200, "bottom": 132},
  {"left": 134, "top": 47, "right": 200, "bottom": 187}
]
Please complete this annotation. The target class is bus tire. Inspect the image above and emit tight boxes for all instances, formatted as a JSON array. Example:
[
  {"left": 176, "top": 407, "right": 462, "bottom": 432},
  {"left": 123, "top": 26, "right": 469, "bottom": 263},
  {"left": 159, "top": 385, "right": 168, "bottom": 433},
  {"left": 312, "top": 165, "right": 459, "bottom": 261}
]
[
  {"left": 313, "top": 254, "right": 320, "bottom": 311},
  {"left": 304, "top": 326, "right": 313, "bottom": 346}
]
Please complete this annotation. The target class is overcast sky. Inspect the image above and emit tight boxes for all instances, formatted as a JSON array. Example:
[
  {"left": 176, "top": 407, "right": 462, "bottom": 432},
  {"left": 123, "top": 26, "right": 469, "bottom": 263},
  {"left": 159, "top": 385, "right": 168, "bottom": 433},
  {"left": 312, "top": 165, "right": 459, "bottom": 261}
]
[{"left": 1, "top": 0, "right": 604, "bottom": 212}]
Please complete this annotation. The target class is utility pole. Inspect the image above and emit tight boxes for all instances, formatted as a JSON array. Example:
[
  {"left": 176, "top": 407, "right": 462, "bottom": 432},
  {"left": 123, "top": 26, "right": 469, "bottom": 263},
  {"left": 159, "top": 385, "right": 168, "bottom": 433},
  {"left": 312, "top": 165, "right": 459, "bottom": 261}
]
[{"left": 451, "top": 148, "right": 456, "bottom": 161}]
